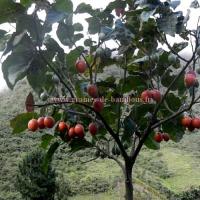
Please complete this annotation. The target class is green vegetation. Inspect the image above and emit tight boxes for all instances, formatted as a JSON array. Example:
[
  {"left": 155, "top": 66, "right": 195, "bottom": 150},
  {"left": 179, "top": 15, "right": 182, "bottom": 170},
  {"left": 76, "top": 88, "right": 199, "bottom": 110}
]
[{"left": 1, "top": 81, "right": 200, "bottom": 200}]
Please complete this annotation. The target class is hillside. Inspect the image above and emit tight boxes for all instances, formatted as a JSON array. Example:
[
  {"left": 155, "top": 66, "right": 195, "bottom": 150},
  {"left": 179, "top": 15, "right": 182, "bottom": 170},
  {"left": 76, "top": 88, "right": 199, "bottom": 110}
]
[{"left": 1, "top": 80, "right": 200, "bottom": 200}]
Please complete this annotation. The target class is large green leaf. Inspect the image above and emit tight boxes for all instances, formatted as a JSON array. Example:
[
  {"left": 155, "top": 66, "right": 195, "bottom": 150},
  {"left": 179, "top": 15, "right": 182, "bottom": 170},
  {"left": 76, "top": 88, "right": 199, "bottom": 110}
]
[
  {"left": 75, "top": 3, "right": 94, "bottom": 15},
  {"left": 144, "top": 131, "right": 160, "bottom": 150},
  {"left": 162, "top": 119, "right": 185, "bottom": 142},
  {"left": 2, "top": 34, "right": 35, "bottom": 89},
  {"left": 86, "top": 17, "right": 101, "bottom": 34},
  {"left": 56, "top": 22, "right": 74, "bottom": 46},
  {"left": 20, "top": 0, "right": 32, "bottom": 8},
  {"left": 16, "top": 14, "right": 43, "bottom": 44},
  {"left": 26, "top": 58, "right": 53, "bottom": 94},
  {"left": 172, "top": 42, "right": 188, "bottom": 52},
  {"left": 54, "top": 0, "right": 73, "bottom": 13},
  {"left": 69, "top": 138, "right": 93, "bottom": 152},
  {"left": 41, "top": 134, "right": 55, "bottom": 149},
  {"left": 10, "top": 112, "right": 38, "bottom": 134},
  {"left": 165, "top": 93, "right": 182, "bottom": 112},
  {"left": 42, "top": 141, "right": 60, "bottom": 174},
  {"left": 0, "top": 0, "right": 25, "bottom": 24},
  {"left": 0, "top": 29, "right": 6, "bottom": 39}
]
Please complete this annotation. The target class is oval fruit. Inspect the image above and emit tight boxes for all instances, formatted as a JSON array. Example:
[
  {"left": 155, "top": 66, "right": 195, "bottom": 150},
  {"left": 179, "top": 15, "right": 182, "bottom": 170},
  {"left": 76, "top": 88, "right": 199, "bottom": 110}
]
[
  {"left": 181, "top": 116, "right": 192, "bottom": 127},
  {"left": 184, "top": 73, "right": 196, "bottom": 87},
  {"left": 44, "top": 116, "right": 55, "bottom": 128},
  {"left": 28, "top": 119, "right": 38, "bottom": 132},
  {"left": 141, "top": 90, "right": 152, "bottom": 102},
  {"left": 162, "top": 133, "right": 170, "bottom": 142},
  {"left": 89, "top": 122, "right": 98, "bottom": 136},
  {"left": 74, "top": 124, "right": 85, "bottom": 138},
  {"left": 75, "top": 60, "right": 87, "bottom": 73},
  {"left": 87, "top": 84, "right": 98, "bottom": 98},
  {"left": 37, "top": 117, "right": 45, "bottom": 129},
  {"left": 151, "top": 89, "right": 161, "bottom": 102},
  {"left": 191, "top": 117, "right": 200, "bottom": 129},
  {"left": 68, "top": 127, "right": 75, "bottom": 138},
  {"left": 154, "top": 132, "right": 163, "bottom": 143},
  {"left": 58, "top": 121, "right": 68, "bottom": 132},
  {"left": 93, "top": 99, "right": 104, "bottom": 112}
]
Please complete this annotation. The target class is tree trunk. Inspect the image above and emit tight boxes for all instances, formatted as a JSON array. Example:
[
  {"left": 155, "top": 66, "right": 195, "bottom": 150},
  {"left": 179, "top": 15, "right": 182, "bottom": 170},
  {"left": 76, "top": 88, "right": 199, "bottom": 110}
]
[{"left": 124, "top": 162, "right": 134, "bottom": 200}]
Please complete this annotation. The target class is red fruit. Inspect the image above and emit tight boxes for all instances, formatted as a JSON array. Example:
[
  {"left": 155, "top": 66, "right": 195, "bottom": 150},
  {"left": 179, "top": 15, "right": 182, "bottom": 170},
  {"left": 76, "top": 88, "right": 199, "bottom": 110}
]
[
  {"left": 154, "top": 132, "right": 163, "bottom": 143},
  {"left": 181, "top": 116, "right": 192, "bottom": 127},
  {"left": 37, "top": 117, "right": 45, "bottom": 129},
  {"left": 162, "top": 133, "right": 170, "bottom": 142},
  {"left": 87, "top": 84, "right": 98, "bottom": 98},
  {"left": 58, "top": 121, "right": 68, "bottom": 132},
  {"left": 187, "top": 70, "right": 196, "bottom": 77},
  {"left": 115, "top": 8, "right": 125, "bottom": 17},
  {"left": 68, "top": 127, "right": 75, "bottom": 138},
  {"left": 74, "top": 124, "right": 85, "bottom": 138},
  {"left": 89, "top": 122, "right": 98, "bottom": 136},
  {"left": 75, "top": 60, "right": 87, "bottom": 73},
  {"left": 141, "top": 90, "right": 152, "bottom": 102},
  {"left": 44, "top": 116, "right": 55, "bottom": 128},
  {"left": 191, "top": 117, "right": 200, "bottom": 129},
  {"left": 28, "top": 119, "right": 38, "bottom": 132},
  {"left": 184, "top": 73, "right": 196, "bottom": 87},
  {"left": 93, "top": 99, "right": 104, "bottom": 112},
  {"left": 151, "top": 89, "right": 161, "bottom": 102}
]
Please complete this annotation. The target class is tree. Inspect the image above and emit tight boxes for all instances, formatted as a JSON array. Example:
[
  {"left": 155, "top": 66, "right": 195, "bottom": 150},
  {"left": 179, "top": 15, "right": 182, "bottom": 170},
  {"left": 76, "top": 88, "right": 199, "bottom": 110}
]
[
  {"left": 1, "top": 0, "right": 200, "bottom": 199},
  {"left": 16, "top": 149, "right": 56, "bottom": 200}
]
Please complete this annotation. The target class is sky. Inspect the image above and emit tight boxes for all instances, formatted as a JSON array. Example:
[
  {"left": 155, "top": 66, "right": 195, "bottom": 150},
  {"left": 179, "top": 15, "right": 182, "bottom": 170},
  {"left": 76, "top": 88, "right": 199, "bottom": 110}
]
[{"left": 0, "top": 0, "right": 199, "bottom": 92}]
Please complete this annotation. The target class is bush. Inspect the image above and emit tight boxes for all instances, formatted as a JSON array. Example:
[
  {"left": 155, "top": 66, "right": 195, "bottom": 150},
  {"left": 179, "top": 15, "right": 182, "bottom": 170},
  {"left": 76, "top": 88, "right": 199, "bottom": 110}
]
[
  {"left": 16, "top": 149, "right": 57, "bottom": 200},
  {"left": 175, "top": 187, "right": 200, "bottom": 200}
]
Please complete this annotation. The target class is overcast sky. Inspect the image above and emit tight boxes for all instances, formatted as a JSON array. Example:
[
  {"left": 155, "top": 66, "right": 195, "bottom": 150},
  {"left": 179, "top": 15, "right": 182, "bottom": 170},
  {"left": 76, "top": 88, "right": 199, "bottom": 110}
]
[{"left": 0, "top": 0, "right": 199, "bottom": 91}]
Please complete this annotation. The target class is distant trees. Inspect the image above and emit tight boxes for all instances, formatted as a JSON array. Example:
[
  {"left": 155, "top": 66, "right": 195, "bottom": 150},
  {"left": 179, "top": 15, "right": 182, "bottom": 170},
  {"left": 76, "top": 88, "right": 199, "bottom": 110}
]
[{"left": 16, "top": 149, "right": 56, "bottom": 200}]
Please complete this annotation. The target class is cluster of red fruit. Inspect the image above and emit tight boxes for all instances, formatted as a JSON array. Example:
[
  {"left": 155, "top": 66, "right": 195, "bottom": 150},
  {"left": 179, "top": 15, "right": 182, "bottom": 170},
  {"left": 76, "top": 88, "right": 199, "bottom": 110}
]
[
  {"left": 154, "top": 132, "right": 170, "bottom": 143},
  {"left": 184, "top": 71, "right": 198, "bottom": 88},
  {"left": 141, "top": 89, "right": 161, "bottom": 103},
  {"left": 75, "top": 60, "right": 104, "bottom": 112},
  {"left": 28, "top": 116, "right": 99, "bottom": 138},
  {"left": 181, "top": 116, "right": 200, "bottom": 131},
  {"left": 28, "top": 116, "right": 55, "bottom": 132},
  {"left": 67, "top": 122, "right": 98, "bottom": 139}
]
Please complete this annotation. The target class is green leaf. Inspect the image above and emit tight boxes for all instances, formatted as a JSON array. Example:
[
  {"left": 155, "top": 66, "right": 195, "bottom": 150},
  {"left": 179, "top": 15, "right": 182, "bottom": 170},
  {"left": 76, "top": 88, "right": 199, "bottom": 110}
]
[
  {"left": 20, "top": 0, "right": 32, "bottom": 8},
  {"left": 122, "top": 116, "right": 137, "bottom": 143},
  {"left": 10, "top": 112, "right": 38, "bottom": 134},
  {"left": 172, "top": 42, "right": 188, "bottom": 52},
  {"left": 42, "top": 141, "right": 60, "bottom": 174},
  {"left": 86, "top": 17, "right": 101, "bottom": 34},
  {"left": 56, "top": 22, "right": 74, "bottom": 46},
  {"left": 41, "top": 134, "right": 55, "bottom": 149},
  {"left": 144, "top": 131, "right": 160, "bottom": 150},
  {"left": 54, "top": 0, "right": 73, "bottom": 13},
  {"left": 73, "top": 33, "right": 84, "bottom": 42},
  {"left": 105, "top": 0, "right": 126, "bottom": 11},
  {"left": 0, "top": 29, "right": 6, "bottom": 39},
  {"left": 162, "top": 119, "right": 185, "bottom": 142},
  {"left": 2, "top": 34, "right": 34, "bottom": 89},
  {"left": 16, "top": 14, "right": 44, "bottom": 44},
  {"left": 73, "top": 23, "right": 83, "bottom": 32},
  {"left": 0, "top": 0, "right": 25, "bottom": 24},
  {"left": 75, "top": 3, "right": 94, "bottom": 15},
  {"left": 165, "top": 93, "right": 182, "bottom": 112},
  {"left": 69, "top": 138, "right": 93, "bottom": 152}
]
